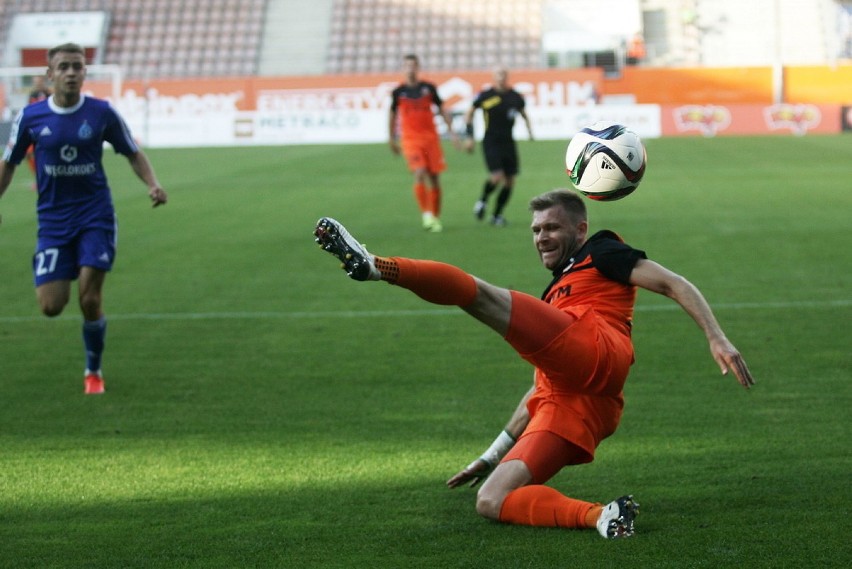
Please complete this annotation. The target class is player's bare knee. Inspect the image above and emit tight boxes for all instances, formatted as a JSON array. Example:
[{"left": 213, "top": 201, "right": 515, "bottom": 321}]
[
  {"left": 462, "top": 280, "right": 512, "bottom": 336},
  {"left": 474, "top": 491, "right": 503, "bottom": 521},
  {"left": 39, "top": 298, "right": 66, "bottom": 317},
  {"left": 37, "top": 288, "right": 69, "bottom": 317}
]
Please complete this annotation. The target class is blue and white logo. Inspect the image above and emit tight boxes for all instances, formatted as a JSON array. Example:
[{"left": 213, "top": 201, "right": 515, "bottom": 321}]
[{"left": 78, "top": 120, "right": 93, "bottom": 140}]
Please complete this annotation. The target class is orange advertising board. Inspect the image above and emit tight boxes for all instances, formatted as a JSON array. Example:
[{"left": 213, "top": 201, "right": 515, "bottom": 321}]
[
  {"left": 75, "top": 65, "right": 847, "bottom": 147},
  {"left": 85, "top": 68, "right": 605, "bottom": 113}
]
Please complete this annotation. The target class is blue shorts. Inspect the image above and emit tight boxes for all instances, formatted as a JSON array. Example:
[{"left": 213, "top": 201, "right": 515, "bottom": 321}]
[{"left": 33, "top": 227, "right": 117, "bottom": 287}]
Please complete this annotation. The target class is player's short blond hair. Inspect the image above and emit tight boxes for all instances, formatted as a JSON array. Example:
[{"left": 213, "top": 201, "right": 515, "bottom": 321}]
[
  {"left": 529, "top": 189, "right": 587, "bottom": 222},
  {"left": 47, "top": 43, "right": 85, "bottom": 65}
]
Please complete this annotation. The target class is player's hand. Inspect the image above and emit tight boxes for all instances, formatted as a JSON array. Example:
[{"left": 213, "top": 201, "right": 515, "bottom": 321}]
[
  {"left": 446, "top": 458, "right": 492, "bottom": 489},
  {"left": 710, "top": 337, "right": 755, "bottom": 390},
  {"left": 389, "top": 140, "right": 401, "bottom": 155},
  {"left": 463, "top": 138, "right": 475, "bottom": 154},
  {"left": 149, "top": 186, "right": 168, "bottom": 207}
]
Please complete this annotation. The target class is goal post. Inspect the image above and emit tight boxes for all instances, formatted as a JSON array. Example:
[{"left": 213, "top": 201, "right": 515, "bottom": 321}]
[{"left": 0, "top": 64, "right": 122, "bottom": 118}]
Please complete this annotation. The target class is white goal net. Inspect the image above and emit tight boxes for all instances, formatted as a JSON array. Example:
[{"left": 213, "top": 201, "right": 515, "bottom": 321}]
[{"left": 0, "top": 64, "right": 122, "bottom": 120}]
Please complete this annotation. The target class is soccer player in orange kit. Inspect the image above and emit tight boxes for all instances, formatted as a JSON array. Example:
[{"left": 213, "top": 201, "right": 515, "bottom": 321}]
[
  {"left": 389, "top": 54, "right": 458, "bottom": 232},
  {"left": 313, "top": 188, "right": 754, "bottom": 538}
]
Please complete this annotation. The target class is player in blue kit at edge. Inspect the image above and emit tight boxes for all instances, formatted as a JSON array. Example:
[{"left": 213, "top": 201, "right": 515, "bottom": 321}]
[{"left": 0, "top": 43, "right": 168, "bottom": 394}]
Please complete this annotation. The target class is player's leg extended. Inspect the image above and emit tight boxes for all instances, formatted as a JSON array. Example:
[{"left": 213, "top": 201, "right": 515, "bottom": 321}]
[
  {"left": 314, "top": 219, "right": 600, "bottom": 373},
  {"left": 314, "top": 218, "right": 582, "bottom": 340},
  {"left": 314, "top": 218, "right": 509, "bottom": 334},
  {"left": 374, "top": 267, "right": 511, "bottom": 335}
]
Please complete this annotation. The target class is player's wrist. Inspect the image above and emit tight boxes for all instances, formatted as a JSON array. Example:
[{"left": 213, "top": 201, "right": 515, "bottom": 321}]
[
  {"left": 465, "top": 124, "right": 474, "bottom": 138},
  {"left": 479, "top": 429, "right": 516, "bottom": 468}
]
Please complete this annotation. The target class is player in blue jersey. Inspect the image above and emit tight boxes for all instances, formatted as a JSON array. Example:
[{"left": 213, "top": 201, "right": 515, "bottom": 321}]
[{"left": 0, "top": 43, "right": 167, "bottom": 394}]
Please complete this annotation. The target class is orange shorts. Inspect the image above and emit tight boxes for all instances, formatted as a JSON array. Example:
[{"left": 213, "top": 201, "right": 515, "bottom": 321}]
[
  {"left": 503, "top": 290, "right": 632, "bottom": 463},
  {"left": 504, "top": 290, "right": 632, "bottom": 396},
  {"left": 503, "top": 430, "right": 586, "bottom": 484},
  {"left": 401, "top": 136, "right": 446, "bottom": 174}
]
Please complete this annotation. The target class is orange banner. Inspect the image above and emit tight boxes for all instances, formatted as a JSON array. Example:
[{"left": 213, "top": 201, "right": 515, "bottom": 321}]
[{"left": 74, "top": 66, "right": 847, "bottom": 146}]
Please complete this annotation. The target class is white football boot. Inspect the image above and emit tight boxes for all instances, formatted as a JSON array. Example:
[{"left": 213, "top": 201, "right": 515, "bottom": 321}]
[
  {"left": 314, "top": 217, "right": 381, "bottom": 281},
  {"left": 596, "top": 495, "right": 639, "bottom": 539}
]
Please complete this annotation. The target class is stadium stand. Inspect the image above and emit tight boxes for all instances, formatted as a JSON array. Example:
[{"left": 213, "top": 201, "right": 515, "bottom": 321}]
[
  {"left": 0, "top": 0, "right": 844, "bottom": 79},
  {"left": 325, "top": 0, "right": 543, "bottom": 73},
  {"left": 0, "top": 0, "right": 543, "bottom": 77},
  {"left": 0, "top": 0, "right": 268, "bottom": 78}
]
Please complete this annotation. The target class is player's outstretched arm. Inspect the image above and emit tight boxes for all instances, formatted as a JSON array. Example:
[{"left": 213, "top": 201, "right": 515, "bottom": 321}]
[
  {"left": 447, "top": 384, "right": 534, "bottom": 489},
  {"left": 629, "top": 258, "right": 755, "bottom": 389},
  {"left": 126, "top": 150, "right": 167, "bottom": 207}
]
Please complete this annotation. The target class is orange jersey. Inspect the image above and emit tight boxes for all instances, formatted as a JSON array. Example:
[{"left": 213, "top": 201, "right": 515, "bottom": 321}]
[
  {"left": 542, "top": 229, "right": 645, "bottom": 337},
  {"left": 516, "top": 230, "right": 646, "bottom": 463},
  {"left": 391, "top": 81, "right": 443, "bottom": 141}
]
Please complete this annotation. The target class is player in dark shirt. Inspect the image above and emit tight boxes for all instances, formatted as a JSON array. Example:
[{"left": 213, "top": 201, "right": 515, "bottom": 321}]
[{"left": 464, "top": 67, "right": 533, "bottom": 226}]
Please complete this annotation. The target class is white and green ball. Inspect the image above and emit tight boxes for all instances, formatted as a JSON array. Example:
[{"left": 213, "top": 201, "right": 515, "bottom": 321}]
[{"left": 565, "top": 122, "right": 647, "bottom": 201}]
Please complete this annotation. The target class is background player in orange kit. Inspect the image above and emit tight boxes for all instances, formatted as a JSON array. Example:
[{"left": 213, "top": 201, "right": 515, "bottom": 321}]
[
  {"left": 313, "top": 188, "right": 754, "bottom": 539},
  {"left": 389, "top": 54, "right": 459, "bottom": 233}
]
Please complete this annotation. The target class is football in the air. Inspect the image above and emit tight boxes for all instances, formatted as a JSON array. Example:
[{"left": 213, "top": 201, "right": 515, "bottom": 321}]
[{"left": 565, "top": 122, "right": 646, "bottom": 201}]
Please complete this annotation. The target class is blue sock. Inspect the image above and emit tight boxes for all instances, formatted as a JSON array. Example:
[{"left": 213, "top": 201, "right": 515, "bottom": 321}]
[{"left": 82, "top": 316, "right": 107, "bottom": 373}]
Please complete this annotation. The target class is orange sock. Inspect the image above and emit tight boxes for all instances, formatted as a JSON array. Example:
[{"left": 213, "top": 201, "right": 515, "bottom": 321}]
[
  {"left": 413, "top": 183, "right": 429, "bottom": 213},
  {"left": 429, "top": 185, "right": 442, "bottom": 217},
  {"left": 499, "top": 485, "right": 597, "bottom": 528},
  {"left": 586, "top": 505, "right": 604, "bottom": 527},
  {"left": 375, "top": 257, "right": 477, "bottom": 306}
]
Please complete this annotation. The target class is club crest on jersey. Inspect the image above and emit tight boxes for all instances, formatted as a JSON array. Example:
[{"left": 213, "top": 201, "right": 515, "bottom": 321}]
[
  {"left": 78, "top": 120, "right": 93, "bottom": 140},
  {"left": 60, "top": 145, "right": 77, "bottom": 162}
]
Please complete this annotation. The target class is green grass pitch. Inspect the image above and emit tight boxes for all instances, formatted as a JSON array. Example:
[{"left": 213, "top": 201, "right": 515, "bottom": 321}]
[{"left": 0, "top": 135, "right": 849, "bottom": 568}]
